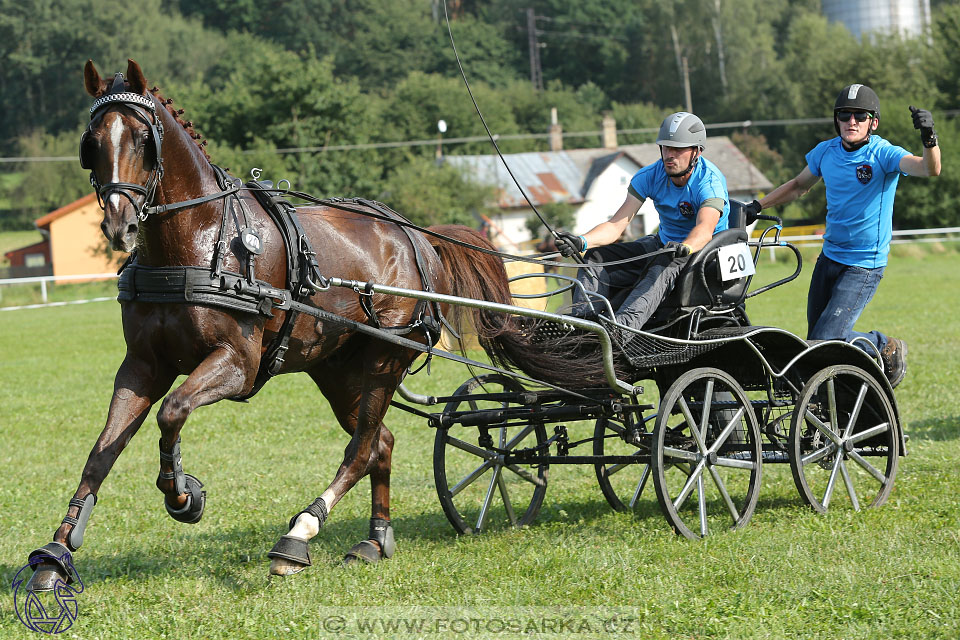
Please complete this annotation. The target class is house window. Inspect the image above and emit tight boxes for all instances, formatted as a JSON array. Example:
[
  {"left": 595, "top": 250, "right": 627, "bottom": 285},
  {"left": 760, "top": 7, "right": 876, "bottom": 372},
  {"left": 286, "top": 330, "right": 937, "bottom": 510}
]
[
  {"left": 620, "top": 176, "right": 627, "bottom": 185},
  {"left": 25, "top": 253, "right": 46, "bottom": 268}
]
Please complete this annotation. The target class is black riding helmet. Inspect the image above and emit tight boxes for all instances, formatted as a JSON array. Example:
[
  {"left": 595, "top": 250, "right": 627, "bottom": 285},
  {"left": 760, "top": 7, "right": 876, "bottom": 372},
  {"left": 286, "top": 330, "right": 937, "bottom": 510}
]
[{"left": 834, "top": 84, "right": 880, "bottom": 136}]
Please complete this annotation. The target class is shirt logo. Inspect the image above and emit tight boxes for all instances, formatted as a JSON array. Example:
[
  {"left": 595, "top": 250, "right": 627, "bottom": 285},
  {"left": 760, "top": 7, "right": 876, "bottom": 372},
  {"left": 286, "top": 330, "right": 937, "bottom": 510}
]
[
  {"left": 678, "top": 201, "right": 696, "bottom": 218},
  {"left": 856, "top": 164, "right": 873, "bottom": 184}
]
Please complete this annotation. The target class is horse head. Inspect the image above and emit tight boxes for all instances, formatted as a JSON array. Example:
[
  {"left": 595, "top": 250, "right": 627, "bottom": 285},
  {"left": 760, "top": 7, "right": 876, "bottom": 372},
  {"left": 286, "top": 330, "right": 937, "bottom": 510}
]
[{"left": 82, "top": 59, "right": 163, "bottom": 252}]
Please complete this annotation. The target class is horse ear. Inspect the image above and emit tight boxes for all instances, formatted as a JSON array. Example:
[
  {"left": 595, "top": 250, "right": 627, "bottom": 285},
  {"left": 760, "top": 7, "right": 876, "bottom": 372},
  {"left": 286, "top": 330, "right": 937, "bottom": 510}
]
[
  {"left": 84, "top": 60, "right": 107, "bottom": 97},
  {"left": 126, "top": 59, "right": 148, "bottom": 95}
]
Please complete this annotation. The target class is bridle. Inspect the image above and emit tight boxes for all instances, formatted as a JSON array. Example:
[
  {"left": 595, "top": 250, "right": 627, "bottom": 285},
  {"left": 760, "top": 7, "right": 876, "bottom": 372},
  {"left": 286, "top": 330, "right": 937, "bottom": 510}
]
[
  {"left": 80, "top": 74, "right": 166, "bottom": 221},
  {"left": 80, "top": 73, "right": 238, "bottom": 221}
]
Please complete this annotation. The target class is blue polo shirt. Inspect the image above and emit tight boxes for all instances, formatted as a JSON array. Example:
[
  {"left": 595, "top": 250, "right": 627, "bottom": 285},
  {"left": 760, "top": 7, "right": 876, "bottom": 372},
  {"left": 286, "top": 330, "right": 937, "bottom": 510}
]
[
  {"left": 806, "top": 135, "right": 910, "bottom": 268},
  {"left": 628, "top": 157, "right": 729, "bottom": 244}
]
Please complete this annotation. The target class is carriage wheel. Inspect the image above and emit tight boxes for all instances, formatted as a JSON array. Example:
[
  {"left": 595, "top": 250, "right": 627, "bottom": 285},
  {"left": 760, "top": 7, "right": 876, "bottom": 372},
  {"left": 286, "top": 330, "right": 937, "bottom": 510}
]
[
  {"left": 651, "top": 367, "right": 762, "bottom": 539},
  {"left": 789, "top": 365, "right": 898, "bottom": 513},
  {"left": 594, "top": 417, "right": 652, "bottom": 512},
  {"left": 433, "top": 374, "right": 548, "bottom": 535}
]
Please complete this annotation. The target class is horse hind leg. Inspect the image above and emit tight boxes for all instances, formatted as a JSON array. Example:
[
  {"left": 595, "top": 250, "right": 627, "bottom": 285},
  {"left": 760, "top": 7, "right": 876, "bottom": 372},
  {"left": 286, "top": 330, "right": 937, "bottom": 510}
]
[
  {"left": 268, "top": 426, "right": 396, "bottom": 574},
  {"left": 155, "top": 346, "right": 255, "bottom": 524},
  {"left": 343, "top": 425, "right": 396, "bottom": 565},
  {"left": 269, "top": 350, "right": 403, "bottom": 575}
]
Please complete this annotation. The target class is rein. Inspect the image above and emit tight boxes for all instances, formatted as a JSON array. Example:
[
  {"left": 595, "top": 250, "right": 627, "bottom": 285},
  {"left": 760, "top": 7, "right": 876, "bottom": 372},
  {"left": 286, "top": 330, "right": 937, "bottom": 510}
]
[
  {"left": 245, "top": 186, "right": 674, "bottom": 270},
  {"left": 82, "top": 78, "right": 668, "bottom": 271},
  {"left": 81, "top": 81, "right": 599, "bottom": 283},
  {"left": 144, "top": 184, "right": 242, "bottom": 217}
]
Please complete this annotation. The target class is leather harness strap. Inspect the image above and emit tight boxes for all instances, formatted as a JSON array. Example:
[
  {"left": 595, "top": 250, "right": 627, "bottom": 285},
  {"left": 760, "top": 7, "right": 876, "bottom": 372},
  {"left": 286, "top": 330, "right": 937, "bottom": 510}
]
[{"left": 117, "top": 180, "right": 445, "bottom": 401}]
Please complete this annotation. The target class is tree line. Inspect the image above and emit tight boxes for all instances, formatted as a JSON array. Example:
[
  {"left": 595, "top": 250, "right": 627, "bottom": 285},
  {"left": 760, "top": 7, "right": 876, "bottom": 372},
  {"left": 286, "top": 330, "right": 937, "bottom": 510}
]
[{"left": 1, "top": 0, "right": 957, "bottom": 231}]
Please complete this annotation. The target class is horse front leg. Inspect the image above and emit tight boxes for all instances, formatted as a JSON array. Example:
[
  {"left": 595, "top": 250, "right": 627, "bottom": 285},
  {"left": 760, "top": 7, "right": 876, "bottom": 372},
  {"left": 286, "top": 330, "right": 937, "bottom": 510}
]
[
  {"left": 27, "top": 356, "right": 175, "bottom": 591},
  {"left": 269, "top": 346, "right": 404, "bottom": 575},
  {"left": 155, "top": 345, "right": 255, "bottom": 524}
]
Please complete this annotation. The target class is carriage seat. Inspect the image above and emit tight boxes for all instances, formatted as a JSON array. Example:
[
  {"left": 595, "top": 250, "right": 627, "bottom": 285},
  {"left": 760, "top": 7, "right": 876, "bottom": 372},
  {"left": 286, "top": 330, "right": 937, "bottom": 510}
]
[{"left": 655, "top": 199, "right": 751, "bottom": 312}]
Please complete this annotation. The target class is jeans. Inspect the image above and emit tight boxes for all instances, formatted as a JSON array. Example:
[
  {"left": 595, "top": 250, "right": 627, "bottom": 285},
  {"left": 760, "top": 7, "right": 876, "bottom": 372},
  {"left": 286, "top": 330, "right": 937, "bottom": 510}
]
[
  {"left": 572, "top": 235, "right": 689, "bottom": 330},
  {"left": 807, "top": 253, "right": 887, "bottom": 355}
]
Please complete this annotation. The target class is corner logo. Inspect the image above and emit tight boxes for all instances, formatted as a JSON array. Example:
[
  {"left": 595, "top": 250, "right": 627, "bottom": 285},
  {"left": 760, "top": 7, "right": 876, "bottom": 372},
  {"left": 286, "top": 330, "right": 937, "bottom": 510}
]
[
  {"left": 11, "top": 551, "right": 83, "bottom": 634},
  {"left": 856, "top": 164, "right": 873, "bottom": 184}
]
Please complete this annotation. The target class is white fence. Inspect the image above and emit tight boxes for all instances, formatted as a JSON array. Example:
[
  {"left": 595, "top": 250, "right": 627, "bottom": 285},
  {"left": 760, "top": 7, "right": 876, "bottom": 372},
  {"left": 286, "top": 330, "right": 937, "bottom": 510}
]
[
  {"left": 0, "top": 272, "right": 118, "bottom": 311},
  {"left": 756, "top": 226, "right": 960, "bottom": 260},
  {"left": 772, "top": 226, "right": 960, "bottom": 245}
]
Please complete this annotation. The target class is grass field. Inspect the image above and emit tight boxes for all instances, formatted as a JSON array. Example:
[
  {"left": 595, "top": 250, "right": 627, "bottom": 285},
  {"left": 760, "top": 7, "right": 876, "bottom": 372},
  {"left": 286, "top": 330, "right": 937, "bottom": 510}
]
[{"left": 1, "top": 249, "right": 959, "bottom": 639}]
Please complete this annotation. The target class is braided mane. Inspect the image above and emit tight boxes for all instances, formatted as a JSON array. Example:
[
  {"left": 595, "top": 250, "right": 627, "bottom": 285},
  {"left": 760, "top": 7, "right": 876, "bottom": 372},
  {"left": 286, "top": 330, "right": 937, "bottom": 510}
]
[{"left": 148, "top": 86, "right": 211, "bottom": 161}]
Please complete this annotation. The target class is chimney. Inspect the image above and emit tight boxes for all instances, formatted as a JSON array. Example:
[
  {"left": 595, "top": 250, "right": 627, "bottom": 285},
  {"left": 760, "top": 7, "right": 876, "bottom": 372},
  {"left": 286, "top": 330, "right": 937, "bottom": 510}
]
[
  {"left": 602, "top": 113, "right": 617, "bottom": 149},
  {"left": 548, "top": 107, "right": 562, "bottom": 151}
]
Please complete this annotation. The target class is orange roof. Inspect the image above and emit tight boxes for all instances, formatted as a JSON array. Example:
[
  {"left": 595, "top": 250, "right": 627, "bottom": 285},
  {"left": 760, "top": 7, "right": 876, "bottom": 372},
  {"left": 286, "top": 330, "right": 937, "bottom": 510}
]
[{"left": 35, "top": 192, "right": 97, "bottom": 229}]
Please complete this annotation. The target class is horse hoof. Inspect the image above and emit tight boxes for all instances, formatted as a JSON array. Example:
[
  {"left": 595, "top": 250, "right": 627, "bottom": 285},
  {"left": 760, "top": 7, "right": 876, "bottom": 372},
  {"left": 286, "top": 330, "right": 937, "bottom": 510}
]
[
  {"left": 25, "top": 562, "right": 69, "bottom": 592},
  {"left": 164, "top": 474, "right": 205, "bottom": 524},
  {"left": 342, "top": 540, "right": 384, "bottom": 566},
  {"left": 267, "top": 535, "right": 311, "bottom": 576},
  {"left": 269, "top": 557, "right": 309, "bottom": 576}
]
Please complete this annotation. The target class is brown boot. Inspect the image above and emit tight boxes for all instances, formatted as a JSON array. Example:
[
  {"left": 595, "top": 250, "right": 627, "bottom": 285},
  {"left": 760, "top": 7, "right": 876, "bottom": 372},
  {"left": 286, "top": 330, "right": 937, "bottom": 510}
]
[{"left": 880, "top": 337, "right": 908, "bottom": 389}]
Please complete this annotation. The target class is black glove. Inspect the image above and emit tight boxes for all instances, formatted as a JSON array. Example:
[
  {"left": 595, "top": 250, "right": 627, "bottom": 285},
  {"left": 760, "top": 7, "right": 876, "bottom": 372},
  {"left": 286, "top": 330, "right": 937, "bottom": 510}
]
[
  {"left": 743, "top": 199, "right": 762, "bottom": 225},
  {"left": 555, "top": 231, "right": 585, "bottom": 258},
  {"left": 910, "top": 106, "right": 938, "bottom": 148},
  {"left": 665, "top": 241, "right": 691, "bottom": 257}
]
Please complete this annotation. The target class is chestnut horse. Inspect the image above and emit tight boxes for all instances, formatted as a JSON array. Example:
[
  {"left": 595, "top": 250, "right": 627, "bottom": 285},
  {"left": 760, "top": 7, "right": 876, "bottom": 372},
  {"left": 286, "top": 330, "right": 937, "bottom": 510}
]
[{"left": 26, "top": 59, "right": 584, "bottom": 588}]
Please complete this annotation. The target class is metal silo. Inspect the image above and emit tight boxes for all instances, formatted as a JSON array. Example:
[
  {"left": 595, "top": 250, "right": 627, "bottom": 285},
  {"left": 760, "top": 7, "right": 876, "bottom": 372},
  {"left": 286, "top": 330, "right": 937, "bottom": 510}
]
[{"left": 822, "top": 0, "right": 932, "bottom": 41}]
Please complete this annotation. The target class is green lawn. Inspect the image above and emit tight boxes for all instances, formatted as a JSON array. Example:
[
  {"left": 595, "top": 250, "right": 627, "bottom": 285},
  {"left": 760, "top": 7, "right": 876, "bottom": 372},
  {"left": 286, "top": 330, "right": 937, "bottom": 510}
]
[
  {"left": 0, "top": 172, "right": 25, "bottom": 210},
  {"left": 1, "top": 249, "right": 958, "bottom": 639}
]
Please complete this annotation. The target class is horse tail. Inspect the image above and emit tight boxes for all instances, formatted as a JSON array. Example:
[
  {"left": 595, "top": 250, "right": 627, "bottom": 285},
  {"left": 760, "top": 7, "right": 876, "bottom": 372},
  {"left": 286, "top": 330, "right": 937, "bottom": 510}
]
[{"left": 427, "top": 225, "right": 610, "bottom": 388}]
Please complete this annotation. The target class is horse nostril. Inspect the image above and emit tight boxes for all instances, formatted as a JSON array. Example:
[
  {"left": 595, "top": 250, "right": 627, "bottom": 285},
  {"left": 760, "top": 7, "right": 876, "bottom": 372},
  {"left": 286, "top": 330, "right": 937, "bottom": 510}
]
[
  {"left": 100, "top": 221, "right": 110, "bottom": 237},
  {"left": 127, "top": 223, "right": 139, "bottom": 236}
]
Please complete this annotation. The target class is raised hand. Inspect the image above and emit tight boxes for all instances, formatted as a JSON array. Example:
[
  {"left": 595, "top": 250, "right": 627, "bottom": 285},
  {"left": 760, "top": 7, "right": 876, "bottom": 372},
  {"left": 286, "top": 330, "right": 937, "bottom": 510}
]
[{"left": 909, "top": 106, "right": 937, "bottom": 148}]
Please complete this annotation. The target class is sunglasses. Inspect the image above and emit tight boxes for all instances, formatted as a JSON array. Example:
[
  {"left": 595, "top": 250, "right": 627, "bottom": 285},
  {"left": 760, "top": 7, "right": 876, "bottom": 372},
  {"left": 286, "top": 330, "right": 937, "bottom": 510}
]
[{"left": 836, "top": 110, "right": 874, "bottom": 123}]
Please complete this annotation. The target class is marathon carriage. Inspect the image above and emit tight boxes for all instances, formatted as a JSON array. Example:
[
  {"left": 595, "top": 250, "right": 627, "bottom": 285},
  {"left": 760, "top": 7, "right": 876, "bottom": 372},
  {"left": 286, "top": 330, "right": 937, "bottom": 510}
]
[
  {"left": 381, "top": 200, "right": 903, "bottom": 539},
  {"left": 26, "top": 60, "right": 904, "bottom": 592}
]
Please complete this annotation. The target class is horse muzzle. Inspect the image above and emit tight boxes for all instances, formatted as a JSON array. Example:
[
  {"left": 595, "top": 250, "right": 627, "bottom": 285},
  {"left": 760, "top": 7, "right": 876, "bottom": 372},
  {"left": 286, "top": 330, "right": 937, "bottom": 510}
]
[{"left": 101, "top": 206, "right": 140, "bottom": 252}]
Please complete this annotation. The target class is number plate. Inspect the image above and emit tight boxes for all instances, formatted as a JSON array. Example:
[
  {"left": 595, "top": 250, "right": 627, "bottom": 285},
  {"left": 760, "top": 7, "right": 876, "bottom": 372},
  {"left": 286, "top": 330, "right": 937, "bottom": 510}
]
[{"left": 717, "top": 243, "right": 755, "bottom": 281}]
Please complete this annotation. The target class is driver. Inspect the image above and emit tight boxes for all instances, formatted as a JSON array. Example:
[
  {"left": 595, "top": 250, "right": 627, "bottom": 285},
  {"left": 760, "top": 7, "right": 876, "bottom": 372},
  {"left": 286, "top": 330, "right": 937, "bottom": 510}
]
[{"left": 556, "top": 111, "right": 730, "bottom": 331}]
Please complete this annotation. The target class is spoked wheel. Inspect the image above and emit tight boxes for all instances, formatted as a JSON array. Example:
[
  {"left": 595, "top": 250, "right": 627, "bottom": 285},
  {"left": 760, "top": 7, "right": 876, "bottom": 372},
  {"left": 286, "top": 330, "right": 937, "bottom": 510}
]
[
  {"left": 433, "top": 374, "right": 548, "bottom": 534},
  {"left": 594, "top": 417, "right": 652, "bottom": 512},
  {"left": 651, "top": 367, "right": 762, "bottom": 539},
  {"left": 789, "top": 365, "right": 899, "bottom": 513}
]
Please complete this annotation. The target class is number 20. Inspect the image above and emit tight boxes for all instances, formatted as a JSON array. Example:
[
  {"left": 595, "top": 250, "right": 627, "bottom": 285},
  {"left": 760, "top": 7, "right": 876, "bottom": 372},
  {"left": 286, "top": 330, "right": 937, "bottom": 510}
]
[{"left": 727, "top": 253, "right": 747, "bottom": 273}]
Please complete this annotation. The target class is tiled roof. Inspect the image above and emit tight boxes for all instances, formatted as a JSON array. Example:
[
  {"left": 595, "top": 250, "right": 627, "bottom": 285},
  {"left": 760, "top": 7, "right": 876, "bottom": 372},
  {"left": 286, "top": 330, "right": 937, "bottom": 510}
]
[
  {"left": 445, "top": 136, "right": 772, "bottom": 205},
  {"left": 444, "top": 152, "right": 586, "bottom": 208}
]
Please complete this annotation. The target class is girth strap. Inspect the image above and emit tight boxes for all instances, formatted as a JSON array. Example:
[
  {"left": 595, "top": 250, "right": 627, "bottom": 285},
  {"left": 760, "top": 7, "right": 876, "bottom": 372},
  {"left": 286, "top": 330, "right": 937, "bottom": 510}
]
[{"left": 239, "top": 183, "right": 330, "bottom": 399}]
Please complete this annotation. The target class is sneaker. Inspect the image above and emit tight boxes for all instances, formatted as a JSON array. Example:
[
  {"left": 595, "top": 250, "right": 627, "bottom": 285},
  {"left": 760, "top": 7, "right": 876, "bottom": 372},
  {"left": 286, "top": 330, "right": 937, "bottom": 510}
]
[{"left": 880, "top": 337, "right": 908, "bottom": 388}]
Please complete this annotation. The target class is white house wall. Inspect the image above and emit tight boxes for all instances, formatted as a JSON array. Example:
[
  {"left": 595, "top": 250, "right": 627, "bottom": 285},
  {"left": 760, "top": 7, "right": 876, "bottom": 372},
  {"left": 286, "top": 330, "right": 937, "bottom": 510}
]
[
  {"left": 576, "top": 155, "right": 658, "bottom": 239},
  {"left": 489, "top": 210, "right": 536, "bottom": 250}
]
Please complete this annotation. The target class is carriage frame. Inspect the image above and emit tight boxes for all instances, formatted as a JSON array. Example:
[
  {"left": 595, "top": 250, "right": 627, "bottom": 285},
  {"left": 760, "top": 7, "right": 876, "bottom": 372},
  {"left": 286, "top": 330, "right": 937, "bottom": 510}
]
[{"left": 332, "top": 204, "right": 904, "bottom": 539}]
